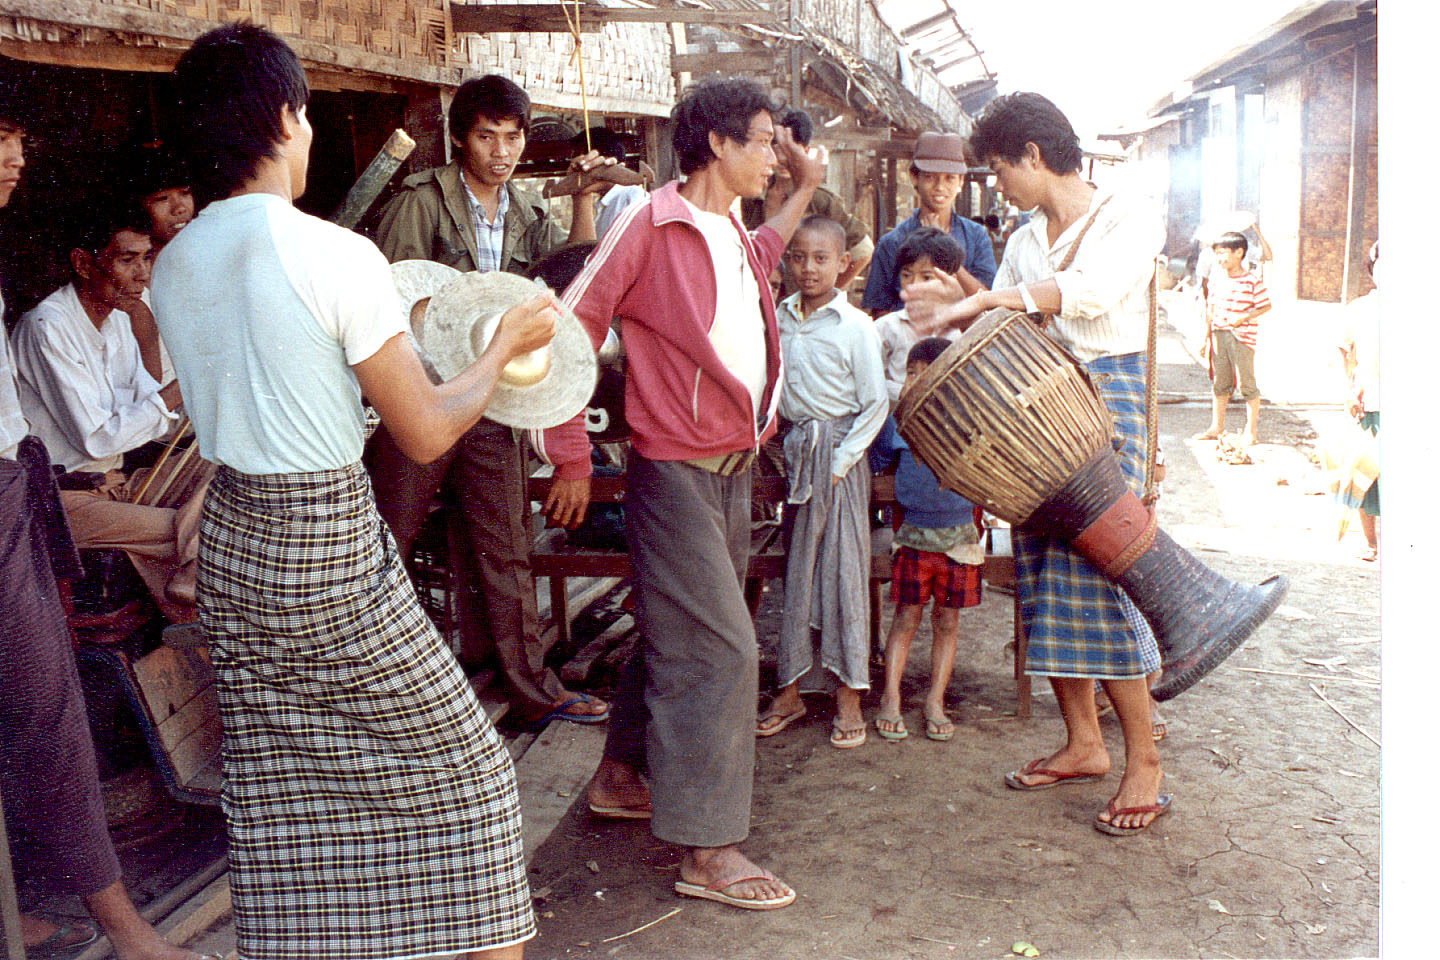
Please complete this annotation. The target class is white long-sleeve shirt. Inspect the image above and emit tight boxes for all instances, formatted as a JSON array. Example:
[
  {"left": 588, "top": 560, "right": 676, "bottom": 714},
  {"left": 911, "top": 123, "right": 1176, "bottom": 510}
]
[
  {"left": 11, "top": 283, "right": 175, "bottom": 472},
  {"left": 777, "top": 289, "right": 887, "bottom": 479},
  {"left": 994, "top": 187, "right": 1164, "bottom": 363},
  {"left": 0, "top": 290, "right": 30, "bottom": 461}
]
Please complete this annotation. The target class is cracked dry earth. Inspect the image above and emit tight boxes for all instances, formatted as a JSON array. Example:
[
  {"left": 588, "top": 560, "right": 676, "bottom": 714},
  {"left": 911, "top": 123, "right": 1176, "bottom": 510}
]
[{"left": 524, "top": 360, "right": 1380, "bottom": 959}]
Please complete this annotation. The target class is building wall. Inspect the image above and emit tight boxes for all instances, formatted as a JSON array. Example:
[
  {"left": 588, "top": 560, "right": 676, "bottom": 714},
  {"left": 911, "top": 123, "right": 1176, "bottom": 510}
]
[
  {"left": 1260, "top": 70, "right": 1303, "bottom": 305},
  {"left": 460, "top": 2, "right": 674, "bottom": 118}
]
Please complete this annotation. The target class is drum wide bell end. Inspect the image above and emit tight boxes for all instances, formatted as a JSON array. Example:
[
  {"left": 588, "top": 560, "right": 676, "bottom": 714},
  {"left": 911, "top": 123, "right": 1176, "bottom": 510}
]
[
  {"left": 1041, "top": 451, "right": 1291, "bottom": 702},
  {"left": 1147, "top": 571, "right": 1290, "bottom": 702}
]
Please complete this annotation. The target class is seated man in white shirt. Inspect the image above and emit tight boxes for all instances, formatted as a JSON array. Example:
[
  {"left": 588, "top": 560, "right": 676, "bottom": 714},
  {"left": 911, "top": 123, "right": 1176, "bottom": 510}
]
[{"left": 11, "top": 207, "right": 212, "bottom": 622}]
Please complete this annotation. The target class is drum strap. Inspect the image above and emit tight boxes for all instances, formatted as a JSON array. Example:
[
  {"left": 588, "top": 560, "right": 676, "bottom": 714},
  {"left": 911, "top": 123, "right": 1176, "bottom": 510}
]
[{"left": 1142, "top": 265, "right": 1161, "bottom": 507}]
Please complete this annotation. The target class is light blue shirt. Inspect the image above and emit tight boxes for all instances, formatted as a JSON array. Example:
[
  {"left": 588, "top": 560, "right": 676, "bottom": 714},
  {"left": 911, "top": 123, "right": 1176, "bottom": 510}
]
[
  {"left": 150, "top": 193, "right": 405, "bottom": 475},
  {"left": 776, "top": 289, "right": 887, "bottom": 479}
]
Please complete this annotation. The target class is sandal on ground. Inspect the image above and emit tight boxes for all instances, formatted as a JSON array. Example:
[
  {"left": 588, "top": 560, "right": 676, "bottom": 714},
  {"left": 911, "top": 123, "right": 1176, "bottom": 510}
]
[
  {"left": 26, "top": 921, "right": 99, "bottom": 959},
  {"left": 755, "top": 704, "right": 807, "bottom": 738},
  {"left": 1150, "top": 704, "right": 1168, "bottom": 742},
  {"left": 1003, "top": 757, "right": 1104, "bottom": 791},
  {"left": 675, "top": 873, "right": 796, "bottom": 910},
  {"left": 925, "top": 715, "right": 955, "bottom": 742},
  {"left": 830, "top": 720, "right": 866, "bottom": 749},
  {"left": 1094, "top": 793, "right": 1173, "bottom": 836},
  {"left": 874, "top": 713, "right": 908, "bottom": 741},
  {"left": 529, "top": 694, "right": 609, "bottom": 730},
  {"left": 587, "top": 800, "right": 652, "bottom": 820}
]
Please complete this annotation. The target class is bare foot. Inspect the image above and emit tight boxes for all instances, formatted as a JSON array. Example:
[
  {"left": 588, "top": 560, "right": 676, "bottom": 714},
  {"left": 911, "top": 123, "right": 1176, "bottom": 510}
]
[
  {"left": 1096, "top": 759, "right": 1165, "bottom": 831},
  {"left": 923, "top": 703, "right": 954, "bottom": 741},
  {"left": 1008, "top": 745, "right": 1110, "bottom": 787},
  {"left": 21, "top": 915, "right": 96, "bottom": 952},
  {"left": 875, "top": 693, "right": 906, "bottom": 738},
  {"left": 585, "top": 756, "right": 650, "bottom": 812},
  {"left": 681, "top": 845, "right": 793, "bottom": 905},
  {"left": 1194, "top": 428, "right": 1223, "bottom": 440},
  {"left": 756, "top": 687, "right": 807, "bottom": 736}
]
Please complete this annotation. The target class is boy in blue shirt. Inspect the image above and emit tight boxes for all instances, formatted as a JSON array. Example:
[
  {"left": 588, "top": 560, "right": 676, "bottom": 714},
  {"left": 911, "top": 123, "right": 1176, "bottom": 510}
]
[{"left": 869, "top": 337, "right": 983, "bottom": 741}]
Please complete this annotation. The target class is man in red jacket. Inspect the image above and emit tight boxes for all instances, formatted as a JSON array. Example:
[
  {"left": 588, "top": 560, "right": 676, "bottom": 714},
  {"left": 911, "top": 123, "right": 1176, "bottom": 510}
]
[{"left": 559, "top": 78, "right": 822, "bottom": 910}]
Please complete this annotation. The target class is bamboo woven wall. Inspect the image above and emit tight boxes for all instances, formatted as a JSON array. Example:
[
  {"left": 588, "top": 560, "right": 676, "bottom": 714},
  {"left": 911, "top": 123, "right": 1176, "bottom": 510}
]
[{"left": 457, "top": 0, "right": 673, "bottom": 117}]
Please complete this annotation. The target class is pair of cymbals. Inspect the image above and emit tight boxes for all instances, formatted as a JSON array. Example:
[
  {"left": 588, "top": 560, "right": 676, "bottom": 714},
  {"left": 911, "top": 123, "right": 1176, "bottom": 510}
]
[{"left": 391, "top": 260, "right": 597, "bottom": 430}]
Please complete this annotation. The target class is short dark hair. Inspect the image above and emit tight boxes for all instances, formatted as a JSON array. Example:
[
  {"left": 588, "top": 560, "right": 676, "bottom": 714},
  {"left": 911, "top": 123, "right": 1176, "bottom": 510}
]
[
  {"left": 907, "top": 336, "right": 951, "bottom": 368},
  {"left": 525, "top": 242, "right": 597, "bottom": 292},
  {"left": 1212, "top": 231, "right": 1248, "bottom": 255},
  {"left": 969, "top": 92, "right": 1083, "bottom": 175},
  {"left": 129, "top": 145, "right": 191, "bottom": 199},
  {"left": 671, "top": 77, "right": 777, "bottom": 176},
  {"left": 896, "top": 226, "right": 962, "bottom": 276},
  {"left": 572, "top": 127, "right": 626, "bottom": 164},
  {"left": 170, "top": 23, "right": 309, "bottom": 208},
  {"left": 71, "top": 202, "right": 153, "bottom": 259},
  {"left": 793, "top": 215, "right": 846, "bottom": 254},
  {"left": 450, "top": 75, "right": 530, "bottom": 142},
  {"left": 779, "top": 108, "right": 813, "bottom": 147}
]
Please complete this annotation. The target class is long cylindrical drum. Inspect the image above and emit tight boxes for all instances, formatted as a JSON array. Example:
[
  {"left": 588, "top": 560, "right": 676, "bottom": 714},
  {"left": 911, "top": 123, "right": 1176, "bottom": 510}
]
[{"left": 896, "top": 309, "right": 1288, "bottom": 701}]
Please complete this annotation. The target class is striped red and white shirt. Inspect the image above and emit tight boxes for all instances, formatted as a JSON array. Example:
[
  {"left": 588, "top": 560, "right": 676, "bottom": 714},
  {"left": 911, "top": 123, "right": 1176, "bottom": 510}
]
[{"left": 1208, "top": 268, "right": 1269, "bottom": 349}]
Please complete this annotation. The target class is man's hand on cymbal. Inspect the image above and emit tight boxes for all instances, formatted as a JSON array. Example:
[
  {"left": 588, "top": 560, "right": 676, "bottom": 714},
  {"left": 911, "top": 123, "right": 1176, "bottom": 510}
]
[{"left": 493, "top": 293, "right": 558, "bottom": 360}]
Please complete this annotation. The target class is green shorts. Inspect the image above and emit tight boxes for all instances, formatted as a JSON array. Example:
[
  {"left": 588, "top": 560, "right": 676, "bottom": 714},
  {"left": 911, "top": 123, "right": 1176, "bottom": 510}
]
[{"left": 1211, "top": 328, "right": 1259, "bottom": 401}]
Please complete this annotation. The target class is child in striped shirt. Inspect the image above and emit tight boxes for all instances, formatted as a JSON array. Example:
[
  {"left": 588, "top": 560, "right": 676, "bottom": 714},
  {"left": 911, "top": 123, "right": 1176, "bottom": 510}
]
[{"left": 1199, "top": 231, "right": 1271, "bottom": 445}]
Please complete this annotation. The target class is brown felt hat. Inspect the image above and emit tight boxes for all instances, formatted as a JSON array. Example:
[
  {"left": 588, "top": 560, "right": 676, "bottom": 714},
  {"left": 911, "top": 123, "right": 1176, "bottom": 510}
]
[{"left": 911, "top": 132, "right": 968, "bottom": 175}]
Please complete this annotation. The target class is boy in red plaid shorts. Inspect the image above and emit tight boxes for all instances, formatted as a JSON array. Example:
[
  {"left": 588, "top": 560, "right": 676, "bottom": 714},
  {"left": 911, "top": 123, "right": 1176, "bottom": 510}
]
[{"left": 869, "top": 338, "right": 983, "bottom": 741}]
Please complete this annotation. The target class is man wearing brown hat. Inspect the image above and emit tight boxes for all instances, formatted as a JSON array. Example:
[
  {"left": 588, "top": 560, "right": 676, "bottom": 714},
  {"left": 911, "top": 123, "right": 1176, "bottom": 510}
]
[{"left": 861, "top": 131, "right": 996, "bottom": 317}]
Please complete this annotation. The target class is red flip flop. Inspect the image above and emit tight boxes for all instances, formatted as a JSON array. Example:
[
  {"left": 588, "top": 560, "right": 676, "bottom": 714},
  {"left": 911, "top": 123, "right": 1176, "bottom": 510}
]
[
  {"left": 1094, "top": 794, "right": 1173, "bottom": 836},
  {"left": 1003, "top": 758, "right": 1105, "bottom": 791}
]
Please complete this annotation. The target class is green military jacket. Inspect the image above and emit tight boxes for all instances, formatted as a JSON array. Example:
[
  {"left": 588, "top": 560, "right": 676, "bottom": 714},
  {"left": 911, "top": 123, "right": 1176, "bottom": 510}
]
[{"left": 373, "top": 160, "right": 565, "bottom": 274}]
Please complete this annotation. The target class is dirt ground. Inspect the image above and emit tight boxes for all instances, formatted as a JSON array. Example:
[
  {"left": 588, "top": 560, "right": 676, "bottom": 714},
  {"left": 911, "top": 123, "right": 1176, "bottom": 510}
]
[{"left": 521, "top": 317, "right": 1381, "bottom": 959}]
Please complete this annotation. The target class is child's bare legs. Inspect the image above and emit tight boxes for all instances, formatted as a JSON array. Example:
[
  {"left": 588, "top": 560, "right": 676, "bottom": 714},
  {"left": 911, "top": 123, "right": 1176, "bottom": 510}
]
[
  {"left": 1359, "top": 511, "right": 1379, "bottom": 560},
  {"left": 1243, "top": 397, "right": 1261, "bottom": 444},
  {"left": 1198, "top": 393, "right": 1227, "bottom": 439},
  {"left": 925, "top": 606, "right": 959, "bottom": 738},
  {"left": 877, "top": 604, "right": 924, "bottom": 735}
]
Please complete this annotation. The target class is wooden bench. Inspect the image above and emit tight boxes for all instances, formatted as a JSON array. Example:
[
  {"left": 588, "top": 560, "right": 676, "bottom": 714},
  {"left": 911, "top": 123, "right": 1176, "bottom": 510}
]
[{"left": 527, "top": 471, "right": 1032, "bottom": 717}]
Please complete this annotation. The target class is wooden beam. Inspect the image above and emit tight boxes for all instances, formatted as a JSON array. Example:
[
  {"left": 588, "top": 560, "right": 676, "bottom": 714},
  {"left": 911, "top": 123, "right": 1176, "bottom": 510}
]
[
  {"left": 451, "top": 3, "right": 778, "bottom": 34},
  {"left": 898, "top": 11, "right": 952, "bottom": 39},
  {"left": 671, "top": 50, "right": 775, "bottom": 74},
  {"left": 0, "top": 37, "right": 178, "bottom": 73}
]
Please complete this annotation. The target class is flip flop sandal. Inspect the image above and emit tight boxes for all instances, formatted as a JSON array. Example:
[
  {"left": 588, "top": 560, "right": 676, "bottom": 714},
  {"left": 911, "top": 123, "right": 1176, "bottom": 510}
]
[
  {"left": 675, "top": 874, "right": 796, "bottom": 911},
  {"left": 755, "top": 704, "right": 807, "bottom": 738},
  {"left": 829, "top": 722, "right": 867, "bottom": 749},
  {"left": 874, "top": 715, "right": 908, "bottom": 741},
  {"left": 925, "top": 717, "right": 955, "bottom": 742},
  {"left": 27, "top": 922, "right": 99, "bottom": 959},
  {"left": 1094, "top": 794, "right": 1173, "bottom": 836},
  {"left": 530, "top": 695, "right": 609, "bottom": 731},
  {"left": 1003, "top": 758, "right": 1105, "bottom": 791},
  {"left": 588, "top": 801, "right": 652, "bottom": 820}
]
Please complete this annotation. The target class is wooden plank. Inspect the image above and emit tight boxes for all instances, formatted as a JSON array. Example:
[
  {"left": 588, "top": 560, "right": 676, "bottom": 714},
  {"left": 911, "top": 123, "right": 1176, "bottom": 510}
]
[
  {"left": 155, "top": 687, "right": 219, "bottom": 754},
  {"left": 451, "top": 3, "right": 779, "bottom": 33},
  {"left": 511, "top": 722, "right": 606, "bottom": 860},
  {"left": 671, "top": 50, "right": 775, "bottom": 74},
  {"left": 0, "top": 796, "right": 22, "bottom": 960},
  {"left": 155, "top": 876, "right": 232, "bottom": 949},
  {"left": 560, "top": 614, "right": 635, "bottom": 688},
  {"left": 169, "top": 715, "right": 224, "bottom": 787}
]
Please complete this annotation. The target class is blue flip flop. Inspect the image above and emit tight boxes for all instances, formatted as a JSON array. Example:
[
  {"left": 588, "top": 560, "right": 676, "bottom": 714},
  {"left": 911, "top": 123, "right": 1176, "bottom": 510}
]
[{"left": 531, "top": 694, "right": 610, "bottom": 730}]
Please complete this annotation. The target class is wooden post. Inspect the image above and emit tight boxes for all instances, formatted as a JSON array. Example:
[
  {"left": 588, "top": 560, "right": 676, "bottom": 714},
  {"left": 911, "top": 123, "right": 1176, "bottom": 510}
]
[
  {"left": 403, "top": 88, "right": 452, "bottom": 172},
  {"left": 0, "top": 795, "right": 25, "bottom": 960},
  {"left": 787, "top": 0, "right": 802, "bottom": 107},
  {"left": 883, "top": 156, "right": 898, "bottom": 234},
  {"left": 1341, "top": 39, "right": 1377, "bottom": 302}
]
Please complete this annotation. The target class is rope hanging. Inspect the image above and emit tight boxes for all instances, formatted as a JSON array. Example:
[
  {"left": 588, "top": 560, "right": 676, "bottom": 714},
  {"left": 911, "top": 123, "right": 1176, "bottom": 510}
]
[{"left": 560, "top": 0, "right": 593, "bottom": 153}]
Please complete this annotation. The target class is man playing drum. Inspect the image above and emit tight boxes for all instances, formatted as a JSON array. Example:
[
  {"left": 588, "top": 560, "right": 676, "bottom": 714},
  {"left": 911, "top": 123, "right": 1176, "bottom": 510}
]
[{"left": 904, "top": 93, "right": 1170, "bottom": 836}]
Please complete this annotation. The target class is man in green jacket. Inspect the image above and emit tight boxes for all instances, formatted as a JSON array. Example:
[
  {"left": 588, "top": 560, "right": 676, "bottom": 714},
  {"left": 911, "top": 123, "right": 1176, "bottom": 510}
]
[{"left": 368, "top": 74, "right": 609, "bottom": 728}]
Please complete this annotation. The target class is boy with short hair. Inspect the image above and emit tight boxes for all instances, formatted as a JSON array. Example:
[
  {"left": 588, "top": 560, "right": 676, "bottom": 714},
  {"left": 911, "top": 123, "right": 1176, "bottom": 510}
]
[
  {"left": 869, "top": 337, "right": 984, "bottom": 742},
  {"left": 1199, "top": 230, "right": 1270, "bottom": 445},
  {"left": 757, "top": 215, "right": 887, "bottom": 749},
  {"left": 873, "top": 226, "right": 963, "bottom": 407}
]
